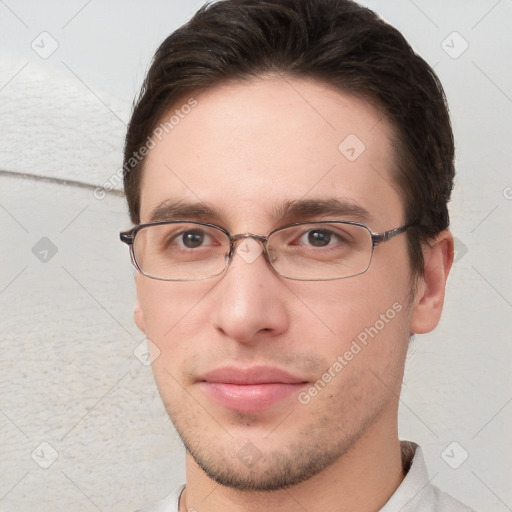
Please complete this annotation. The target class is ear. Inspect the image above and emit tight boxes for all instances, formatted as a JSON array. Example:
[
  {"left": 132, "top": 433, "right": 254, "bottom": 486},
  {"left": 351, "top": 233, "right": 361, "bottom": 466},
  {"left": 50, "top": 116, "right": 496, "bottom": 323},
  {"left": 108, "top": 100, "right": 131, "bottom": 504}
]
[
  {"left": 410, "top": 230, "right": 454, "bottom": 334},
  {"left": 134, "top": 300, "right": 146, "bottom": 333}
]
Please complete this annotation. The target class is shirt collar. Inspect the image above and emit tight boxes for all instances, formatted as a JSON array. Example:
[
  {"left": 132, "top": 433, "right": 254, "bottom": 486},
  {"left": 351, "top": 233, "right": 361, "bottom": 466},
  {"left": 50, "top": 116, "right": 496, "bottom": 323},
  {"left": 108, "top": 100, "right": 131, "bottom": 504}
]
[{"left": 380, "top": 441, "right": 432, "bottom": 511}]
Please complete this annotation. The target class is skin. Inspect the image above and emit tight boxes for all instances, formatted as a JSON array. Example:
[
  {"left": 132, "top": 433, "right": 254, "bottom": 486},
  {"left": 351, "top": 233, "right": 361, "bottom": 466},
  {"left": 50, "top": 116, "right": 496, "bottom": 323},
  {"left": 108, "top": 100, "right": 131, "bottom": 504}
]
[{"left": 133, "top": 76, "right": 453, "bottom": 512}]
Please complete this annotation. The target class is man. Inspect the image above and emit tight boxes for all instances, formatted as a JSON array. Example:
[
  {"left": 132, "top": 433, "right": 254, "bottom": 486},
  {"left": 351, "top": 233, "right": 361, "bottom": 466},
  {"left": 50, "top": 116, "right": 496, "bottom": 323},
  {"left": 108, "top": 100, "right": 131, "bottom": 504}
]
[{"left": 120, "top": 0, "right": 475, "bottom": 510}]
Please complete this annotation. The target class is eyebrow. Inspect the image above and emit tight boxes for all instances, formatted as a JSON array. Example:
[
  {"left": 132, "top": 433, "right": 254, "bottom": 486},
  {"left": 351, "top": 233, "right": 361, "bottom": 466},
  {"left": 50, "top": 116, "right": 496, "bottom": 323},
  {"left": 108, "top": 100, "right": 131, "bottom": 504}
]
[
  {"left": 149, "top": 201, "right": 220, "bottom": 223},
  {"left": 148, "top": 198, "right": 372, "bottom": 225},
  {"left": 271, "top": 198, "right": 372, "bottom": 224}
]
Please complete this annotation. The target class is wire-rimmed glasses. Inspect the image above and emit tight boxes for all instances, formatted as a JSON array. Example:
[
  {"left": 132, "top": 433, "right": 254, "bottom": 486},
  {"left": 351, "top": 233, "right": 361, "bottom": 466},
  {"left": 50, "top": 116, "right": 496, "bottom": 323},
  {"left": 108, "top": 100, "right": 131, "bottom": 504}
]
[{"left": 120, "top": 220, "right": 411, "bottom": 281}]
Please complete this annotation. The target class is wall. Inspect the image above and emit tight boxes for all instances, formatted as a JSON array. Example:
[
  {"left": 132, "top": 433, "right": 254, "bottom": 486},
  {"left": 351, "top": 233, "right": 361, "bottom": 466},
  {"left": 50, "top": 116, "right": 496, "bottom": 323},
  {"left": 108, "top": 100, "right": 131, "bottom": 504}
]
[{"left": 0, "top": 1, "right": 510, "bottom": 510}]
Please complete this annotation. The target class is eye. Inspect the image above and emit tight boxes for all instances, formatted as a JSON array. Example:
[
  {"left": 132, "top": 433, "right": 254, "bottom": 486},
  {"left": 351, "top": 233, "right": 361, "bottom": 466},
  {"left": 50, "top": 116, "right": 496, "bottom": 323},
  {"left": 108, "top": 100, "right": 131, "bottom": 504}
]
[
  {"left": 300, "top": 229, "right": 338, "bottom": 247},
  {"left": 176, "top": 229, "right": 212, "bottom": 249},
  {"left": 180, "top": 229, "right": 207, "bottom": 248},
  {"left": 298, "top": 228, "right": 342, "bottom": 248}
]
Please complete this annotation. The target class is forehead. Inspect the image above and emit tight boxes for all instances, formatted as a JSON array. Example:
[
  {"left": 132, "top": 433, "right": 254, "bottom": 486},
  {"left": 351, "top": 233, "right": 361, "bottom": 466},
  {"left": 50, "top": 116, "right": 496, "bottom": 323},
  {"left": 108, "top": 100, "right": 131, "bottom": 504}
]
[{"left": 139, "top": 76, "right": 404, "bottom": 229}]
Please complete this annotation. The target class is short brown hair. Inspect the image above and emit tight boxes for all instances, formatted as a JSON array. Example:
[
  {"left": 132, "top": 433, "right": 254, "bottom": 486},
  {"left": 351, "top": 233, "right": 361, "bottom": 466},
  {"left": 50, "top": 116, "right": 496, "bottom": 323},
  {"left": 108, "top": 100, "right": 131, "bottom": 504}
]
[{"left": 123, "top": 0, "right": 455, "bottom": 276}]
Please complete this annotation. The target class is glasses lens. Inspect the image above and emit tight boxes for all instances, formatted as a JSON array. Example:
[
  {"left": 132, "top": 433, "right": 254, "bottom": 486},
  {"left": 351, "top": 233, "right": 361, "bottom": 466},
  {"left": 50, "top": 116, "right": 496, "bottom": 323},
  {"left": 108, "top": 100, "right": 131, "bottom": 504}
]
[
  {"left": 133, "top": 223, "right": 229, "bottom": 280},
  {"left": 268, "top": 222, "right": 373, "bottom": 280}
]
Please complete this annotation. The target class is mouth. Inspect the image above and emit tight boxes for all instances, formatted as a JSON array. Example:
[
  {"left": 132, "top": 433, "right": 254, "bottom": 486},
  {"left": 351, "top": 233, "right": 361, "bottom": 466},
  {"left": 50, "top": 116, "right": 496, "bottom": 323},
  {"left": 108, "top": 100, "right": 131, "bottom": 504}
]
[{"left": 198, "top": 366, "right": 309, "bottom": 413}]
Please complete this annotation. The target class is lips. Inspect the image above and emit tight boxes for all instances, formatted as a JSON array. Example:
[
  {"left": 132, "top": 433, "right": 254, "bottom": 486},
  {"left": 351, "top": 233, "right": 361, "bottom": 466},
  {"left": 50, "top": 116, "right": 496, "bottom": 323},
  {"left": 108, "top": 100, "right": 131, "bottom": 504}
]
[{"left": 198, "top": 366, "right": 308, "bottom": 413}]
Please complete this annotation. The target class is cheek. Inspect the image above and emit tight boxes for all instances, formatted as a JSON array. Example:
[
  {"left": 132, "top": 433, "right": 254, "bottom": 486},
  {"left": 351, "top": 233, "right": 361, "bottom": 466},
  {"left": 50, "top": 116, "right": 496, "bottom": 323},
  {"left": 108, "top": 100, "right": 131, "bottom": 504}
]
[
  {"left": 300, "top": 267, "right": 411, "bottom": 376},
  {"left": 136, "top": 280, "right": 168, "bottom": 335},
  {"left": 309, "top": 272, "right": 408, "bottom": 334},
  {"left": 135, "top": 277, "right": 218, "bottom": 360}
]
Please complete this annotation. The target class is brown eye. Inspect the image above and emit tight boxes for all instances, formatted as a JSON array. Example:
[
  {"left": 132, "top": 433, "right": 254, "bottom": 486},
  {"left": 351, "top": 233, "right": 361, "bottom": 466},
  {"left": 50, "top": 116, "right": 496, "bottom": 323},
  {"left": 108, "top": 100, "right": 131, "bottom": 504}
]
[
  {"left": 305, "top": 229, "right": 332, "bottom": 247},
  {"left": 181, "top": 230, "right": 205, "bottom": 248}
]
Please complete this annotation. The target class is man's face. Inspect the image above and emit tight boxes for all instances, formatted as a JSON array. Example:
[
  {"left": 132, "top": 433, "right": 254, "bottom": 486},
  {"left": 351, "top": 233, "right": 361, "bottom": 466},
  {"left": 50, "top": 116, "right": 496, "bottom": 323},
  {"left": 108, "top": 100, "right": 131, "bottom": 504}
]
[{"left": 134, "top": 77, "right": 417, "bottom": 490}]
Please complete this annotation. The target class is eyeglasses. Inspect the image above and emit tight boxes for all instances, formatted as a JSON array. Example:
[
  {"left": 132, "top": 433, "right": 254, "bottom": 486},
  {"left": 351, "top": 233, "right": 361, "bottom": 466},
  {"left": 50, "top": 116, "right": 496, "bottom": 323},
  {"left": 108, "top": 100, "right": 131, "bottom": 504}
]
[{"left": 120, "top": 220, "right": 411, "bottom": 281}]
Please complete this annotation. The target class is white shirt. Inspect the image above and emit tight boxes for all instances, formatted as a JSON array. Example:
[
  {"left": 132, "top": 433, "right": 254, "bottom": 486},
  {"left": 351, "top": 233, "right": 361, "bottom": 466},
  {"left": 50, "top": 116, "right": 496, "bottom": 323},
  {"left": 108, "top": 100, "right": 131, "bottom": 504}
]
[{"left": 134, "top": 442, "right": 476, "bottom": 512}]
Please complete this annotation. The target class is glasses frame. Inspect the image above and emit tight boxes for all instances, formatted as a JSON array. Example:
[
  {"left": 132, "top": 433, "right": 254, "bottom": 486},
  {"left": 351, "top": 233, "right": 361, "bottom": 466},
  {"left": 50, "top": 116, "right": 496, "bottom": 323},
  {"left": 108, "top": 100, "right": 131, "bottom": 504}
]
[{"left": 120, "top": 220, "right": 412, "bottom": 282}]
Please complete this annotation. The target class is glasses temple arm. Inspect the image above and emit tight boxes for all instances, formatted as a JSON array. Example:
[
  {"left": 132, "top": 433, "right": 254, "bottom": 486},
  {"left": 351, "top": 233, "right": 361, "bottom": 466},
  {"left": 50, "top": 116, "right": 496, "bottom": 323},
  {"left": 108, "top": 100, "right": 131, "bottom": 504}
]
[
  {"left": 120, "top": 231, "right": 135, "bottom": 245},
  {"left": 371, "top": 225, "right": 412, "bottom": 247}
]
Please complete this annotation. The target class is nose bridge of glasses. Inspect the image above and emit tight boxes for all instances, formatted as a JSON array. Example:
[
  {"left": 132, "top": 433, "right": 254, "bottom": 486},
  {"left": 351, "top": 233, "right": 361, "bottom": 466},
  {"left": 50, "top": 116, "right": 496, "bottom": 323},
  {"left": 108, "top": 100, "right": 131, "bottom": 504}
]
[{"left": 229, "top": 233, "right": 268, "bottom": 256}]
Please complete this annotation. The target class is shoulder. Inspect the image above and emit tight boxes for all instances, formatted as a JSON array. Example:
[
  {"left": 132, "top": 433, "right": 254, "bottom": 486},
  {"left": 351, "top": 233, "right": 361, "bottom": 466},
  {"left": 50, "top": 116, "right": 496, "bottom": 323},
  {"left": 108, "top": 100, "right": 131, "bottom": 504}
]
[
  {"left": 421, "top": 483, "right": 477, "bottom": 512},
  {"left": 380, "top": 442, "right": 477, "bottom": 512}
]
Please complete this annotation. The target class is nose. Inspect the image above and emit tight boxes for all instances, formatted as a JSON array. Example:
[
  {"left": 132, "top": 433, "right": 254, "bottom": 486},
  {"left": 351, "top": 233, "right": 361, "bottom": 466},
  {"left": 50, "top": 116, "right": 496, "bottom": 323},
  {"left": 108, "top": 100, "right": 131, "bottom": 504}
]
[{"left": 210, "top": 237, "right": 289, "bottom": 344}]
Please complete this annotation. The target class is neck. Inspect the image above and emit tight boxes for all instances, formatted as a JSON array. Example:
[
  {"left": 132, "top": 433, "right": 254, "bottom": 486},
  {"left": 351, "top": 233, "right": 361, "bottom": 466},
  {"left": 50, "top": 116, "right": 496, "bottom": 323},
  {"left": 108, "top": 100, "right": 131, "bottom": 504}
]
[{"left": 181, "top": 414, "right": 404, "bottom": 512}]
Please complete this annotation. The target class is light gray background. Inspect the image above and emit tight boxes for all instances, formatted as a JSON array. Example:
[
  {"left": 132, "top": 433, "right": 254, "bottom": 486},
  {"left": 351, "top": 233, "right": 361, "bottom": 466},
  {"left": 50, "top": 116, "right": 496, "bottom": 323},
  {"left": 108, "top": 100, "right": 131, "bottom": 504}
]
[{"left": 0, "top": 1, "right": 511, "bottom": 511}]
